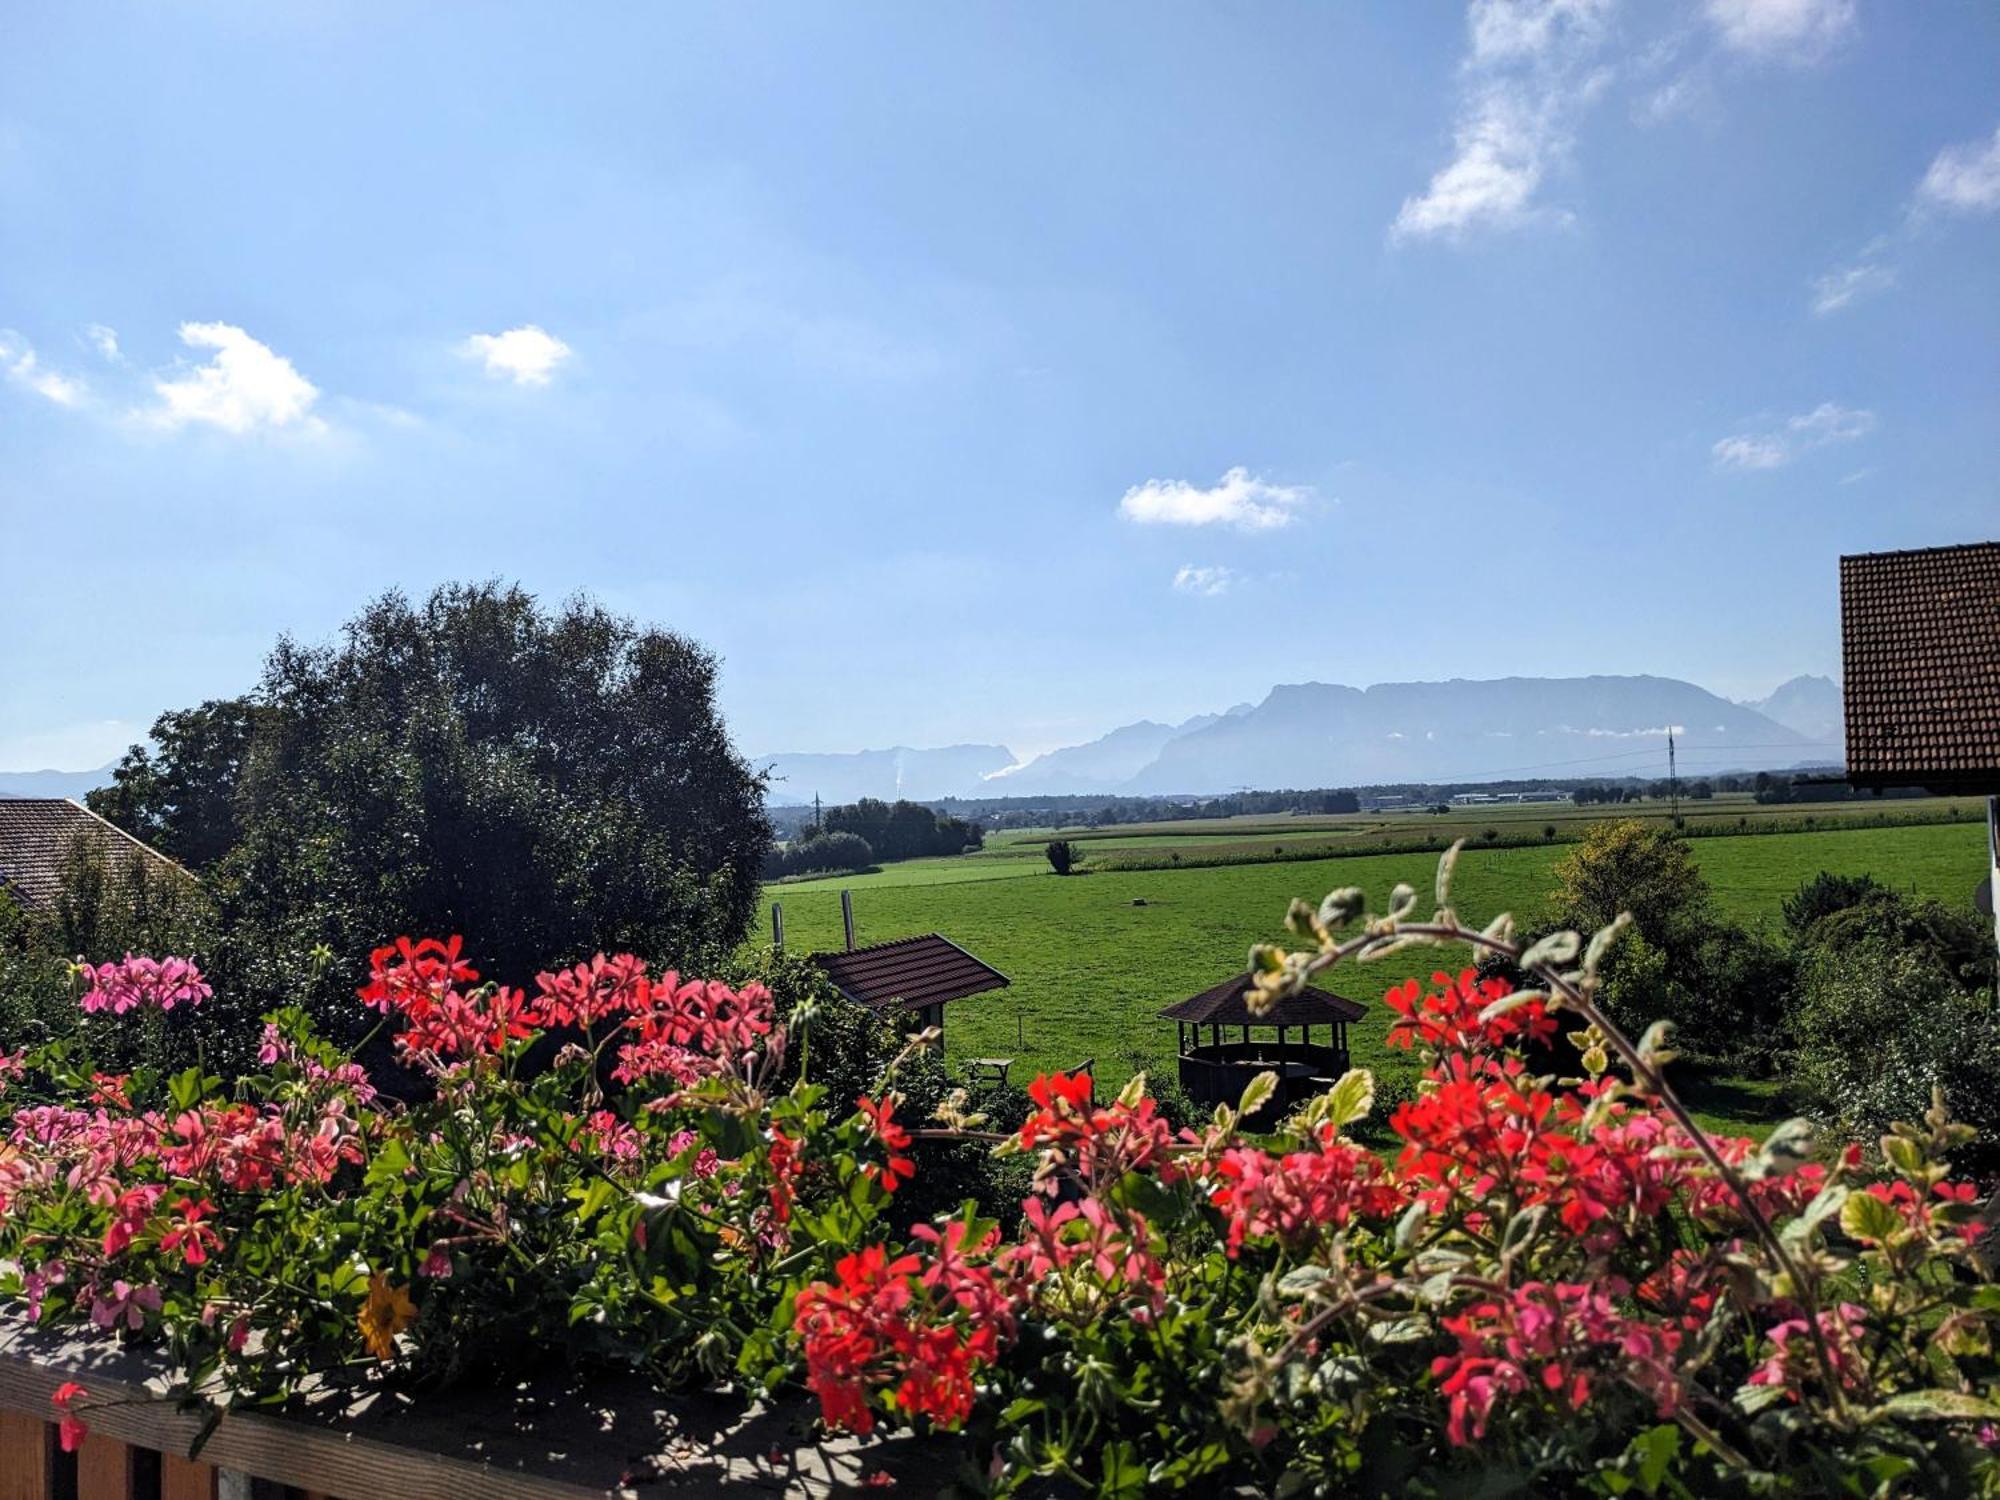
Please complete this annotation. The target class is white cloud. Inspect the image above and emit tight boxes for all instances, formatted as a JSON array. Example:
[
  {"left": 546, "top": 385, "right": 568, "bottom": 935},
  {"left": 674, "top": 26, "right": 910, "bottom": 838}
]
[
  {"left": 0, "top": 332, "right": 86, "bottom": 407},
  {"left": 1704, "top": 0, "right": 1855, "bottom": 63},
  {"left": 463, "top": 324, "right": 572, "bottom": 386},
  {"left": 1809, "top": 258, "right": 1894, "bottom": 315},
  {"left": 1711, "top": 434, "right": 1789, "bottom": 470},
  {"left": 84, "top": 324, "right": 121, "bottom": 361},
  {"left": 1119, "top": 467, "right": 1311, "bottom": 531},
  {"left": 1171, "top": 565, "right": 1237, "bottom": 597},
  {"left": 1917, "top": 126, "right": 2000, "bottom": 214},
  {"left": 148, "top": 322, "right": 320, "bottom": 433},
  {"left": 1393, "top": 0, "right": 1613, "bottom": 242},
  {"left": 1713, "top": 401, "right": 1875, "bottom": 470}
]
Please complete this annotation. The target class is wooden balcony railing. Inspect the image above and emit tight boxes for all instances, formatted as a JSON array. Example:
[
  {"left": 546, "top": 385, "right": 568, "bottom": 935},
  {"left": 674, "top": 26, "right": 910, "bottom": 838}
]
[{"left": 0, "top": 1323, "right": 955, "bottom": 1498}]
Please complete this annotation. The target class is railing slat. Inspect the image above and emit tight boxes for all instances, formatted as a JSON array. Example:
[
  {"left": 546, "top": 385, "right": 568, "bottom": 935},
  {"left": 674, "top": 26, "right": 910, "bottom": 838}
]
[
  {"left": 161, "top": 1453, "right": 219, "bottom": 1500},
  {"left": 77, "top": 1432, "right": 136, "bottom": 1500},
  {"left": 0, "top": 1410, "right": 56, "bottom": 1500}
]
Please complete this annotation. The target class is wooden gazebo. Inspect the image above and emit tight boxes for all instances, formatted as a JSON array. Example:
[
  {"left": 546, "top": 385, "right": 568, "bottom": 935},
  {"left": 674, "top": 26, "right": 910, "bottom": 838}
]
[{"left": 1160, "top": 973, "right": 1367, "bottom": 1126}]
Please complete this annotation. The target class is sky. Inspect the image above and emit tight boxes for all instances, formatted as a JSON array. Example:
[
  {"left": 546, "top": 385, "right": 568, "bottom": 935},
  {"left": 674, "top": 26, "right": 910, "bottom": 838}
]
[{"left": 2, "top": 0, "right": 1996, "bottom": 772}]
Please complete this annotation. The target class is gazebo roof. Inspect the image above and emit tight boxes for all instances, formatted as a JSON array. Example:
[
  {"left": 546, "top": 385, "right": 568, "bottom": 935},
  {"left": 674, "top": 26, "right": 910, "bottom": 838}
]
[
  {"left": 1158, "top": 972, "right": 1368, "bottom": 1029},
  {"left": 809, "top": 933, "right": 1009, "bottom": 1012}
]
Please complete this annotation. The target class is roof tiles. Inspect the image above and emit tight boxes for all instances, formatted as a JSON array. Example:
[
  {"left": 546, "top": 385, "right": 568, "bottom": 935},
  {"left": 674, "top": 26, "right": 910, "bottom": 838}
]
[
  {"left": 1840, "top": 542, "right": 2000, "bottom": 791},
  {"left": 0, "top": 798, "right": 189, "bottom": 911},
  {"left": 809, "top": 933, "right": 1009, "bottom": 1012}
]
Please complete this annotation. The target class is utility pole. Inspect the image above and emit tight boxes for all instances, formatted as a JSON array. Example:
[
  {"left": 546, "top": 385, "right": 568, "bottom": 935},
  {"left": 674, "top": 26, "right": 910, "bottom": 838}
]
[{"left": 1668, "top": 728, "right": 1680, "bottom": 826}]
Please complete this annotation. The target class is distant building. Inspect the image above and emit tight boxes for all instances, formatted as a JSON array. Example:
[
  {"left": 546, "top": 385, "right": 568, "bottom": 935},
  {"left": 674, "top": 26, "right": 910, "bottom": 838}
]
[{"left": 0, "top": 798, "right": 189, "bottom": 913}]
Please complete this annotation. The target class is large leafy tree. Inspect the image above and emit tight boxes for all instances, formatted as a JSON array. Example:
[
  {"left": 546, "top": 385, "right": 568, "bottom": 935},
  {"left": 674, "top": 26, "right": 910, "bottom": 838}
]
[
  {"left": 93, "top": 583, "right": 770, "bottom": 1052},
  {"left": 87, "top": 698, "right": 262, "bottom": 869}
]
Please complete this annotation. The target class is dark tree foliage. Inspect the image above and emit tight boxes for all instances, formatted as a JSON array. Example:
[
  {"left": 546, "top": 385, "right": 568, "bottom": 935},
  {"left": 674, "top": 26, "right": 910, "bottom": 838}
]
[
  {"left": 765, "top": 831, "right": 875, "bottom": 879},
  {"left": 1045, "top": 840, "right": 1079, "bottom": 876},
  {"left": 87, "top": 699, "right": 263, "bottom": 869},
  {"left": 90, "top": 583, "right": 770, "bottom": 1058},
  {"left": 1781, "top": 871, "right": 1889, "bottom": 940},
  {"left": 820, "top": 799, "right": 982, "bottom": 862}
]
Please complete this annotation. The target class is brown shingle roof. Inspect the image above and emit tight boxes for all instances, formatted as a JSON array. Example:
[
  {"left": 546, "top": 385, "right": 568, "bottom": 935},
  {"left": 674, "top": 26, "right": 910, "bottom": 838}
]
[
  {"left": 809, "top": 934, "right": 1009, "bottom": 1012},
  {"left": 0, "top": 799, "right": 189, "bottom": 911},
  {"left": 1839, "top": 543, "right": 2000, "bottom": 792},
  {"left": 1159, "top": 973, "right": 1368, "bottom": 1029}
]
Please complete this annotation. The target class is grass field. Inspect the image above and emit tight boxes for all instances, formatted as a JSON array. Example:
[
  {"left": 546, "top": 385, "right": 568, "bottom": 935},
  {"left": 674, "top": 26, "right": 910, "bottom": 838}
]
[
  {"left": 969, "top": 793, "right": 1988, "bottom": 871},
  {"left": 760, "top": 819, "right": 1988, "bottom": 1137}
]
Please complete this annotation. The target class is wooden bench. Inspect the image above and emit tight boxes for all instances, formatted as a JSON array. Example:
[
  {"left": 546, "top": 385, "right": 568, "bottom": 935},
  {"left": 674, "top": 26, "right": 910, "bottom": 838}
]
[{"left": 963, "top": 1057, "right": 1014, "bottom": 1087}]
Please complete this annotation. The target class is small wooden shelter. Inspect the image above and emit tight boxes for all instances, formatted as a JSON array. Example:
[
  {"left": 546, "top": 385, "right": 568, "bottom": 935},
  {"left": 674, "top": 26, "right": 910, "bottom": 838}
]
[
  {"left": 809, "top": 932, "right": 1009, "bottom": 1036},
  {"left": 1160, "top": 973, "right": 1366, "bottom": 1125}
]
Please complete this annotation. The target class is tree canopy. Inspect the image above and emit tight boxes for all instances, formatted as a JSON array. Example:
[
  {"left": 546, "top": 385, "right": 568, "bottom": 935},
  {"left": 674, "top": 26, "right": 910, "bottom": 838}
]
[{"left": 87, "top": 583, "right": 770, "bottom": 1054}]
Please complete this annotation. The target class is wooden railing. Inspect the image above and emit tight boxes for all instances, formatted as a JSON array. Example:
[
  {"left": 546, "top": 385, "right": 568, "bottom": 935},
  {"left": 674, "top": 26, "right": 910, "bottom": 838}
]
[{"left": 0, "top": 1324, "right": 954, "bottom": 1498}]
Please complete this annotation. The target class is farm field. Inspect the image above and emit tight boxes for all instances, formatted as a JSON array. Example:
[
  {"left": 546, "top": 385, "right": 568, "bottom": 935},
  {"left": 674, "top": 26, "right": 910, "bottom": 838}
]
[
  {"left": 975, "top": 793, "right": 1986, "bottom": 869},
  {"left": 761, "top": 819, "right": 1988, "bottom": 1137}
]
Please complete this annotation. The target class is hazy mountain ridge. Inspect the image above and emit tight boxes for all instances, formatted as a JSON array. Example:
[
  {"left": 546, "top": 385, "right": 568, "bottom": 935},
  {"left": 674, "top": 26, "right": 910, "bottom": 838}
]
[
  {"left": 759, "top": 675, "right": 1835, "bottom": 803},
  {"left": 755, "top": 744, "right": 1016, "bottom": 806},
  {"left": 978, "top": 704, "right": 1253, "bottom": 796},
  {"left": 1126, "top": 675, "right": 1813, "bottom": 795},
  {"left": 1740, "top": 674, "right": 1843, "bottom": 747},
  {"left": 0, "top": 765, "right": 114, "bottom": 801}
]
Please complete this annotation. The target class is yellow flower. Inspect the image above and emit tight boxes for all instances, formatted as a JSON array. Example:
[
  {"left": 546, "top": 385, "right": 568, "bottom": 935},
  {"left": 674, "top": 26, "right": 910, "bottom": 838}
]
[{"left": 358, "top": 1274, "right": 416, "bottom": 1360}]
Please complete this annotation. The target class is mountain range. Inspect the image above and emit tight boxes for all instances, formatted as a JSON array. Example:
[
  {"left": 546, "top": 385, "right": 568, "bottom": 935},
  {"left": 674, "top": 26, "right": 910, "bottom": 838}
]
[
  {"left": 0, "top": 764, "right": 115, "bottom": 801},
  {"left": 755, "top": 673, "right": 1844, "bottom": 803}
]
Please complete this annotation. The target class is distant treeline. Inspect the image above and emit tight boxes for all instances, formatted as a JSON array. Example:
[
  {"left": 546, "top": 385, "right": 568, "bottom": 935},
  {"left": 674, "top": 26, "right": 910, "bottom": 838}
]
[
  {"left": 765, "top": 766, "right": 1933, "bottom": 837},
  {"left": 764, "top": 798, "right": 983, "bottom": 879}
]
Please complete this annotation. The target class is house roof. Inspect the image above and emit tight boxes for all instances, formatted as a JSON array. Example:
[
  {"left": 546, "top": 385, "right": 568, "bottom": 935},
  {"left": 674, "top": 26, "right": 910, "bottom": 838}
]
[
  {"left": 1839, "top": 542, "right": 2000, "bottom": 792},
  {"left": 0, "top": 798, "right": 189, "bottom": 912},
  {"left": 1158, "top": 973, "right": 1368, "bottom": 1029},
  {"left": 809, "top": 933, "right": 1009, "bottom": 1012}
]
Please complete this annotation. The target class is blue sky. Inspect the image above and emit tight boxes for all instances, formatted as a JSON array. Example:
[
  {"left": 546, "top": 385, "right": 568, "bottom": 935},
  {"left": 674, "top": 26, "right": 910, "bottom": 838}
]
[{"left": 2, "top": 1, "right": 1996, "bottom": 771}]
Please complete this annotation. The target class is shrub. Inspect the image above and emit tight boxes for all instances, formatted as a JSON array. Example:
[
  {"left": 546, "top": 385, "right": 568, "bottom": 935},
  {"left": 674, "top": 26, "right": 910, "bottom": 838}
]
[
  {"left": 1782, "top": 871, "right": 1888, "bottom": 939},
  {"left": 1044, "top": 839, "right": 1079, "bottom": 876},
  {"left": 1787, "top": 937, "right": 2000, "bottom": 1178},
  {"left": 767, "top": 830, "right": 875, "bottom": 878}
]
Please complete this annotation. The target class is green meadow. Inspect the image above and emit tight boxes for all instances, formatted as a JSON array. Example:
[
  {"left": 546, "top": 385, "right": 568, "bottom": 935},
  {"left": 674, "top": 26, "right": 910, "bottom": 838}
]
[{"left": 761, "top": 819, "right": 1988, "bottom": 1137}]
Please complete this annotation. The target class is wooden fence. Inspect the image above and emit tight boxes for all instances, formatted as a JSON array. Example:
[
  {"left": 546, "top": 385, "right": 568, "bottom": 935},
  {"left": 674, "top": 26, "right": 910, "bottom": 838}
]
[{"left": 0, "top": 1325, "right": 953, "bottom": 1499}]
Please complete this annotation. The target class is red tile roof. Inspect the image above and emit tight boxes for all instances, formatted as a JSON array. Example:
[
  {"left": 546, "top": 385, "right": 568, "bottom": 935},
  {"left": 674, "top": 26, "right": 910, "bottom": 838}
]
[
  {"left": 0, "top": 798, "right": 190, "bottom": 911},
  {"left": 1840, "top": 542, "right": 2000, "bottom": 792},
  {"left": 809, "top": 934, "right": 1009, "bottom": 1013},
  {"left": 1159, "top": 973, "right": 1367, "bottom": 1029}
]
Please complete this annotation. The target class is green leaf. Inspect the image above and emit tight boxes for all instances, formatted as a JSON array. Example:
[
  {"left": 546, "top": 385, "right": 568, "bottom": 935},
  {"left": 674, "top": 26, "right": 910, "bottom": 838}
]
[
  {"left": 1745, "top": 1118, "right": 1814, "bottom": 1180},
  {"left": 1278, "top": 1264, "right": 1332, "bottom": 1298},
  {"left": 1839, "top": 1188, "right": 1903, "bottom": 1246},
  {"left": 1880, "top": 1134, "right": 1924, "bottom": 1175},
  {"left": 1628, "top": 1424, "right": 1680, "bottom": 1494},
  {"left": 1325, "top": 1068, "right": 1375, "bottom": 1129},
  {"left": 1100, "top": 1440, "right": 1146, "bottom": 1499},
  {"left": 1875, "top": 1390, "right": 2000, "bottom": 1422},
  {"left": 167, "top": 1065, "right": 204, "bottom": 1111},
  {"left": 1237, "top": 1070, "right": 1280, "bottom": 1120}
]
